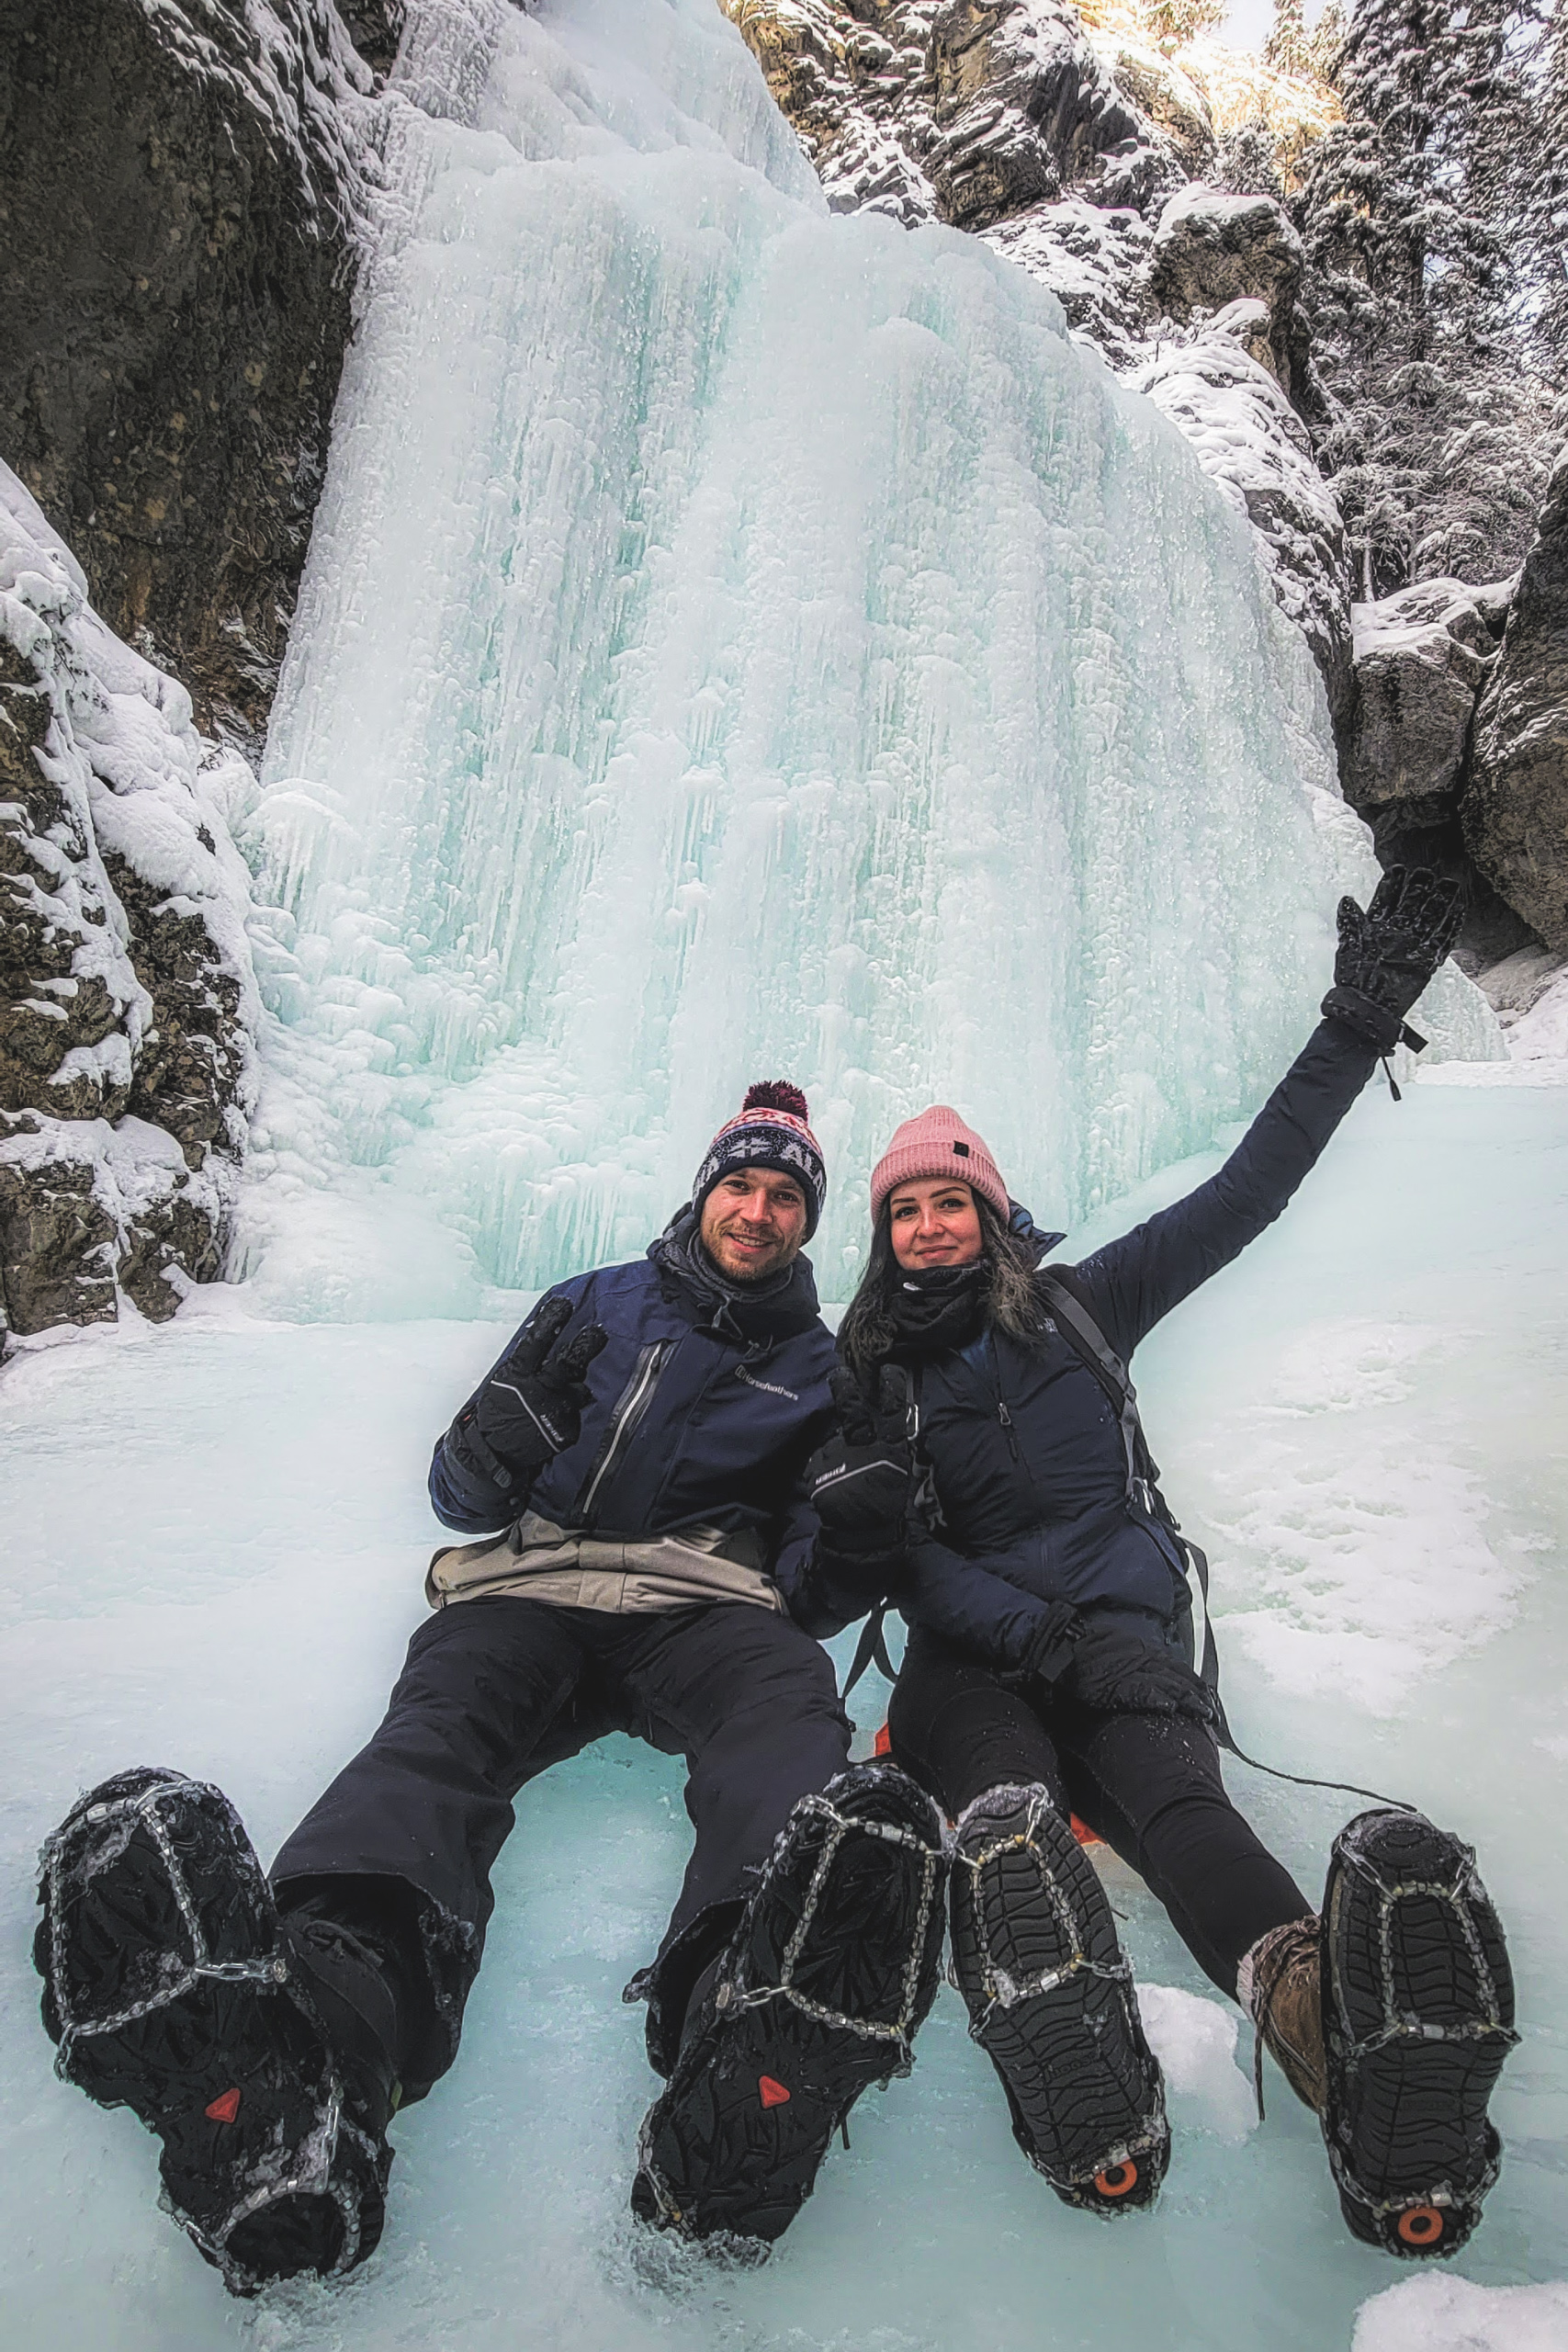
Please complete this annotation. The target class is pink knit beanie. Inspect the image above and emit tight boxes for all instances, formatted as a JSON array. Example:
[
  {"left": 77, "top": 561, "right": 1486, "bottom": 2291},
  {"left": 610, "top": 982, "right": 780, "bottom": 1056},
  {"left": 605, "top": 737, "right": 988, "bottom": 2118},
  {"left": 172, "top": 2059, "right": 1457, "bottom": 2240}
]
[{"left": 869, "top": 1105, "right": 1010, "bottom": 1225}]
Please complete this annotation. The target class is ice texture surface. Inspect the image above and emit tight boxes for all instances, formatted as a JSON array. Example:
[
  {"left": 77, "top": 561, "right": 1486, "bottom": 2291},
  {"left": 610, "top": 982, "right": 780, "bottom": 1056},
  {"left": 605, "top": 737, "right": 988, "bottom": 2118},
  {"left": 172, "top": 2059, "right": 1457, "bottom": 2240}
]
[
  {"left": 243, "top": 0, "right": 1492, "bottom": 1318},
  {"left": 2, "top": 1081, "right": 1565, "bottom": 2346}
]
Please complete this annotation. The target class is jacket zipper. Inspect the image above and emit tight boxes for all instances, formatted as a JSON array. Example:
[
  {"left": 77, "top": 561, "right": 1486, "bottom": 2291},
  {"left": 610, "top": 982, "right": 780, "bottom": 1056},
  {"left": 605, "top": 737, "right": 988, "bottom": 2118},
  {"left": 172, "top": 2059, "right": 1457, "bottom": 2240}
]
[
  {"left": 997, "top": 1397, "right": 1021, "bottom": 1461},
  {"left": 578, "top": 1342, "right": 670, "bottom": 1523}
]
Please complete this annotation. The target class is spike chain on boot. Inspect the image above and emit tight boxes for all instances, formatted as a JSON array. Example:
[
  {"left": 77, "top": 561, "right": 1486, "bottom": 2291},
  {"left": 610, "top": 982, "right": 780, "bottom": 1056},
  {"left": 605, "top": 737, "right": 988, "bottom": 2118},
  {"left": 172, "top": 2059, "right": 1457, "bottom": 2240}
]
[
  {"left": 37, "top": 1770, "right": 386, "bottom": 2295},
  {"left": 42, "top": 1778, "right": 292, "bottom": 2067},
  {"left": 724, "top": 1789, "right": 944, "bottom": 2064},
  {"left": 951, "top": 1784, "right": 1169, "bottom": 2215},
  {"left": 633, "top": 1767, "right": 949, "bottom": 2245},
  {"left": 1323, "top": 1809, "right": 1517, "bottom": 2260}
]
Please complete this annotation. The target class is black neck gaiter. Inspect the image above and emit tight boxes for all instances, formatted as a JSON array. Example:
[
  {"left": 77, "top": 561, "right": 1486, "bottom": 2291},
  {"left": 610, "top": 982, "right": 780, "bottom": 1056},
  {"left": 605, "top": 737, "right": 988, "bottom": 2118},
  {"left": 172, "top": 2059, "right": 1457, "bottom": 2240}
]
[
  {"left": 648, "top": 1204, "right": 819, "bottom": 1341},
  {"left": 885, "top": 1259, "right": 991, "bottom": 1358}
]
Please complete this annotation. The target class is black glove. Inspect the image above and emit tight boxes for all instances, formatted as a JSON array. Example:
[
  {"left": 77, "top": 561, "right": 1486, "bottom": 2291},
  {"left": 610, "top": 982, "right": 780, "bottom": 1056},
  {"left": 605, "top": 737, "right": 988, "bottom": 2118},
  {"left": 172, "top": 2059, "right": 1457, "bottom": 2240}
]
[
  {"left": 807, "top": 1364, "right": 915, "bottom": 1573},
  {"left": 1067, "top": 1621, "right": 1217, "bottom": 1721},
  {"left": 1010, "top": 1600, "right": 1086, "bottom": 1703},
  {"left": 1321, "top": 866, "right": 1462, "bottom": 1056},
  {"left": 450, "top": 1296, "right": 608, "bottom": 1500}
]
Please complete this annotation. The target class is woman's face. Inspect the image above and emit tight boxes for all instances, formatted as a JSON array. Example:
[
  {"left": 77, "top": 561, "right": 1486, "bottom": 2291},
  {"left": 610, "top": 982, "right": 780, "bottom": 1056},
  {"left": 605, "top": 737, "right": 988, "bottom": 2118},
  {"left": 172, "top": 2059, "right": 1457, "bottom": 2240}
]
[{"left": 887, "top": 1178, "right": 984, "bottom": 1271}]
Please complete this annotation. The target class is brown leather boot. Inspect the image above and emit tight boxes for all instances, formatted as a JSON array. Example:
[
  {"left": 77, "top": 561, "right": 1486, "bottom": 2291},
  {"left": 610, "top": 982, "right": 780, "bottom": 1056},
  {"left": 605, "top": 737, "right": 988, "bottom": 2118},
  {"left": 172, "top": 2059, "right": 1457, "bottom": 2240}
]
[{"left": 1239, "top": 1916, "right": 1326, "bottom": 2116}]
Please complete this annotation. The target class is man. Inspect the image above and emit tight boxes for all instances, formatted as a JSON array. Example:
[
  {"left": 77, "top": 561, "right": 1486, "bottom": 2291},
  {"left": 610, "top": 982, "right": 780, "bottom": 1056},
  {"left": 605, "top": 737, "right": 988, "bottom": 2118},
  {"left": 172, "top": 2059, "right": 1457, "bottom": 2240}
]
[{"left": 35, "top": 1082, "right": 949, "bottom": 2294}]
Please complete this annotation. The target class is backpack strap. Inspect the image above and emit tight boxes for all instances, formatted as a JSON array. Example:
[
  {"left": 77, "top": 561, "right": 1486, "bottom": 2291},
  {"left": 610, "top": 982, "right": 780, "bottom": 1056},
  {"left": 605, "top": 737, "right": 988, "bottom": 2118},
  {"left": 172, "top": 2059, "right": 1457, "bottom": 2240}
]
[
  {"left": 1036, "top": 1267, "right": 1224, "bottom": 1724},
  {"left": 840, "top": 1360, "right": 929, "bottom": 1702}
]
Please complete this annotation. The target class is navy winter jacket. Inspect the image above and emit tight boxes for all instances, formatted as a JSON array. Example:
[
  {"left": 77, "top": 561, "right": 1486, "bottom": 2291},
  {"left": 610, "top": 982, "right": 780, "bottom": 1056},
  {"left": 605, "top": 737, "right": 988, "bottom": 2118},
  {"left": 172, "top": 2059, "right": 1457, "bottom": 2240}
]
[
  {"left": 897, "top": 1019, "right": 1380, "bottom": 1668},
  {"left": 429, "top": 1243, "right": 840, "bottom": 1623}
]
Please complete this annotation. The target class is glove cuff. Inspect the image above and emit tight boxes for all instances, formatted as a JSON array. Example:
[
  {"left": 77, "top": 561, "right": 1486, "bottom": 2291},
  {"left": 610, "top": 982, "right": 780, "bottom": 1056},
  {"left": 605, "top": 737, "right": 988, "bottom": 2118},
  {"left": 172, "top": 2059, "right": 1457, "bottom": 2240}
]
[
  {"left": 1019, "top": 1600, "right": 1084, "bottom": 1687},
  {"left": 816, "top": 1533, "right": 907, "bottom": 1580},
  {"left": 1321, "top": 986, "right": 1427, "bottom": 1057},
  {"left": 448, "top": 1408, "right": 520, "bottom": 1497}
]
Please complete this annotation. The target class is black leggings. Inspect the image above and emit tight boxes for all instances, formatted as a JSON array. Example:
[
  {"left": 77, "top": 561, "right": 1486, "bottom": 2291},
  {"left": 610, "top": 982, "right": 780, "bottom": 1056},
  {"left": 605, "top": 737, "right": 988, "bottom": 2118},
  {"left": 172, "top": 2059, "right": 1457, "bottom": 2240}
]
[{"left": 886, "top": 1629, "right": 1310, "bottom": 1996}]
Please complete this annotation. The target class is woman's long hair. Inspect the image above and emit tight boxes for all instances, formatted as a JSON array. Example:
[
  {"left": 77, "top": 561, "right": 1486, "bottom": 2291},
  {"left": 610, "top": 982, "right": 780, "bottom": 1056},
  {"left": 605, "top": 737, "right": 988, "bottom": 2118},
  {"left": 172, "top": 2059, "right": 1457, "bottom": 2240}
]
[{"left": 838, "top": 1193, "right": 1050, "bottom": 1380}]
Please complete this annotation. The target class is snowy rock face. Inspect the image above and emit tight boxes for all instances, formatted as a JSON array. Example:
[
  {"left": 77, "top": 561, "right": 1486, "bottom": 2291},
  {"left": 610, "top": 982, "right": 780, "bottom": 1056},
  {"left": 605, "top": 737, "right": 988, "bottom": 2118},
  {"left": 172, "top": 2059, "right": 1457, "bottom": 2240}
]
[
  {"left": 1344, "top": 573, "right": 1504, "bottom": 842},
  {"left": 1466, "top": 447, "right": 1568, "bottom": 955},
  {"left": 719, "top": 0, "right": 1183, "bottom": 229},
  {"left": 0, "top": 469, "right": 259, "bottom": 1340},
  {"left": 1146, "top": 185, "right": 1305, "bottom": 398},
  {"left": 0, "top": 0, "right": 391, "bottom": 749},
  {"left": 1131, "top": 324, "right": 1351, "bottom": 722}
]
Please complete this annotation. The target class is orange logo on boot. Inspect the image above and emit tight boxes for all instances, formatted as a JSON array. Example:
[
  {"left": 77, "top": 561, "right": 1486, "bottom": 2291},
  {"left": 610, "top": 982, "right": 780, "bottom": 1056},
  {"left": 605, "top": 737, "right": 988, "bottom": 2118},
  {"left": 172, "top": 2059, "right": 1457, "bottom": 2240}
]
[
  {"left": 758, "top": 2075, "right": 791, "bottom": 2109},
  {"left": 205, "top": 2087, "right": 242, "bottom": 2123}
]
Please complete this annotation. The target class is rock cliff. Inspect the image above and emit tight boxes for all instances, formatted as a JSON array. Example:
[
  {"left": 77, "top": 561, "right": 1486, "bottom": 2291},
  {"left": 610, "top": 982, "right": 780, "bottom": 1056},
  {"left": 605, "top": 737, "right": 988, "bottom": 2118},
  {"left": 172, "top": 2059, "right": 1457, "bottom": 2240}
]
[
  {"left": 1466, "top": 448, "right": 1568, "bottom": 956},
  {"left": 0, "top": 1, "right": 412, "bottom": 1340},
  {"left": 0, "top": 466, "right": 260, "bottom": 1340},
  {"left": 0, "top": 0, "right": 400, "bottom": 750}
]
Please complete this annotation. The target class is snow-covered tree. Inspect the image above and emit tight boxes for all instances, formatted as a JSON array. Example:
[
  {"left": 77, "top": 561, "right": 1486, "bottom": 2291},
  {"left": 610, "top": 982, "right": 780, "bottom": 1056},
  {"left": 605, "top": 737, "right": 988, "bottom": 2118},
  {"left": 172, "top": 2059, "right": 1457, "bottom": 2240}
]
[
  {"left": 1296, "top": 0, "right": 1558, "bottom": 594},
  {"left": 1264, "top": 0, "right": 1314, "bottom": 79},
  {"left": 1144, "top": 0, "right": 1225, "bottom": 52}
]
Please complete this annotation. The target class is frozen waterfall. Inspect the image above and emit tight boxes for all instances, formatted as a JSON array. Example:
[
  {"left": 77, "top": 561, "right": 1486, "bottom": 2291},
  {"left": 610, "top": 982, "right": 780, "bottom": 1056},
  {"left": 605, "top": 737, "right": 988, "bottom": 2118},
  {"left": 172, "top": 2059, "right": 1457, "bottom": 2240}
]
[
  {"left": 2, "top": 0, "right": 1563, "bottom": 2345},
  {"left": 242, "top": 0, "right": 1487, "bottom": 1317}
]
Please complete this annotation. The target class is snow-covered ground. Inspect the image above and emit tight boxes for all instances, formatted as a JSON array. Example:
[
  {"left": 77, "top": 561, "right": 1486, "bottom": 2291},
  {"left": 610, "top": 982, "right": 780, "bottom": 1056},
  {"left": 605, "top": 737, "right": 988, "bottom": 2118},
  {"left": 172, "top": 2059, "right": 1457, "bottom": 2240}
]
[{"left": 4, "top": 1072, "right": 1565, "bottom": 2350}]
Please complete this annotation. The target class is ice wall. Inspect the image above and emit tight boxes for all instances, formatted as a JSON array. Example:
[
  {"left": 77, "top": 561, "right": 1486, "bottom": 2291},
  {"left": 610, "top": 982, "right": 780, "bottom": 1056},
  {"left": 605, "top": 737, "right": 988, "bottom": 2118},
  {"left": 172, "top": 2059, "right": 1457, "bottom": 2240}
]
[{"left": 243, "top": 0, "right": 1493, "bottom": 1315}]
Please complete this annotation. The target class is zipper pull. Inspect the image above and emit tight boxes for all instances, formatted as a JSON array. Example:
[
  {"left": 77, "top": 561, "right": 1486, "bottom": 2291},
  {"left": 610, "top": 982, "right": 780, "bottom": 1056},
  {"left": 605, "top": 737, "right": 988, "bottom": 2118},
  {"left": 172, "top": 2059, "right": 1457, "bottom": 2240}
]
[{"left": 998, "top": 1400, "right": 1021, "bottom": 1460}]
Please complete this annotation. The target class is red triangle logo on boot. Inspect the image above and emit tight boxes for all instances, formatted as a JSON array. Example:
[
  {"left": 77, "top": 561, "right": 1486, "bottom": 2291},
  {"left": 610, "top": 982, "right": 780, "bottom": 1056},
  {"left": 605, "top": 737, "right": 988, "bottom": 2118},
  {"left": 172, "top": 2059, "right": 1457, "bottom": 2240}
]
[
  {"left": 205, "top": 2087, "right": 242, "bottom": 2124},
  {"left": 758, "top": 2075, "right": 791, "bottom": 2109}
]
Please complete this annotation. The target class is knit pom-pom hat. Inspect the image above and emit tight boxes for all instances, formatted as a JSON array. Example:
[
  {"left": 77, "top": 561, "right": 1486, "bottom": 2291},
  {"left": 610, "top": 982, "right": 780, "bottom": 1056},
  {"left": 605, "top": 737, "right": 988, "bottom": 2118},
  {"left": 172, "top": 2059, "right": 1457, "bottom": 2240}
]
[
  {"left": 693, "top": 1080, "right": 827, "bottom": 1238},
  {"left": 869, "top": 1105, "right": 1009, "bottom": 1225}
]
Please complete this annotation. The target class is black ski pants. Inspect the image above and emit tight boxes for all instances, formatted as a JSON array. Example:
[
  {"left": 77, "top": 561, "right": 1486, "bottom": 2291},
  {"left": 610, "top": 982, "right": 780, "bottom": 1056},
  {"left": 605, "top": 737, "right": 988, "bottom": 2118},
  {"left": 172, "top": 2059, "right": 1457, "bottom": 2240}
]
[
  {"left": 271, "top": 1596, "right": 852, "bottom": 2095},
  {"left": 886, "top": 1628, "right": 1310, "bottom": 1996}
]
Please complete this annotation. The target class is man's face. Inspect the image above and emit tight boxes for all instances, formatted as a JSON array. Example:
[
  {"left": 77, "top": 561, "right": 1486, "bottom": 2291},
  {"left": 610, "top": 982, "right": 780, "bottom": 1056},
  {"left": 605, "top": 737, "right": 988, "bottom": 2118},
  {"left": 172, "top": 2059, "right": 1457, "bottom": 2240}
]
[{"left": 699, "top": 1167, "right": 809, "bottom": 1281}]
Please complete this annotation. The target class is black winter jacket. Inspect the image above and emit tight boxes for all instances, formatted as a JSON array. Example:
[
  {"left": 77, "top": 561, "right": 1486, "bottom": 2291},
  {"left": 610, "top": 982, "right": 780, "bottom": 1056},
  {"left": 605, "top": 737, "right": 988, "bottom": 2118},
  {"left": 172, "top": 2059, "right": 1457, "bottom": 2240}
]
[
  {"left": 428, "top": 1236, "right": 858, "bottom": 1627},
  {"left": 895, "top": 1019, "right": 1379, "bottom": 1669}
]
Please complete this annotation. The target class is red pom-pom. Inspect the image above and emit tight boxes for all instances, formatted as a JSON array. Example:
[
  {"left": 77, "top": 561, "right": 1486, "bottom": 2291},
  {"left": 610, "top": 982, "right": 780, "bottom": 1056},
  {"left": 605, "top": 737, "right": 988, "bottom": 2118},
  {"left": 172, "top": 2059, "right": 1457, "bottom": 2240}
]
[{"left": 742, "top": 1080, "right": 809, "bottom": 1121}]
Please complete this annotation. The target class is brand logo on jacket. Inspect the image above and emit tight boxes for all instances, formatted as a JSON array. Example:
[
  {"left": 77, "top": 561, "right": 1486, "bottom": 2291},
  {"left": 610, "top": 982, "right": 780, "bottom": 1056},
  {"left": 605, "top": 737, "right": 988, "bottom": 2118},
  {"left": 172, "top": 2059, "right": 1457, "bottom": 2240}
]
[{"left": 735, "top": 1366, "right": 799, "bottom": 1400}]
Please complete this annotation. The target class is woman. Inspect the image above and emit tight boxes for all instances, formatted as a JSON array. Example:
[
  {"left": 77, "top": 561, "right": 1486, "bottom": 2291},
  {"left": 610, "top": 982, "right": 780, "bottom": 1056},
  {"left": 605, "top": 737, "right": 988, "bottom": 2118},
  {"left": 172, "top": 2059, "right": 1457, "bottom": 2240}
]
[{"left": 807, "top": 871, "right": 1517, "bottom": 2257}]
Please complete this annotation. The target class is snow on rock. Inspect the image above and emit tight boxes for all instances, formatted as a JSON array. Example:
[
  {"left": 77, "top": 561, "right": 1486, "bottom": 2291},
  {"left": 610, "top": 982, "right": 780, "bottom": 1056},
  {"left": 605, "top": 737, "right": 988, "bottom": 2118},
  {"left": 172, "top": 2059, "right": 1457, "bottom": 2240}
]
[
  {"left": 719, "top": 0, "right": 1186, "bottom": 230},
  {"left": 1466, "top": 443, "right": 1568, "bottom": 956},
  {"left": 127, "top": 0, "right": 380, "bottom": 229},
  {"left": 1353, "top": 2276, "right": 1568, "bottom": 2352},
  {"left": 1147, "top": 183, "right": 1306, "bottom": 395},
  {"left": 1131, "top": 324, "right": 1352, "bottom": 723},
  {"left": 980, "top": 196, "right": 1154, "bottom": 368},
  {"left": 1341, "top": 577, "right": 1500, "bottom": 831},
  {"left": 0, "top": 466, "right": 260, "bottom": 1343},
  {"left": 1487, "top": 954, "right": 1568, "bottom": 1077}
]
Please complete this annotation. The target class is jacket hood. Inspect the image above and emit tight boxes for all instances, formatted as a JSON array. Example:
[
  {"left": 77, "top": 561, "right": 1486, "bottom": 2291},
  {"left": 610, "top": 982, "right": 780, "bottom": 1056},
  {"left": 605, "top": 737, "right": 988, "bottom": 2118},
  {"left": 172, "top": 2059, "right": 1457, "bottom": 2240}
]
[{"left": 1009, "top": 1200, "right": 1067, "bottom": 1260}]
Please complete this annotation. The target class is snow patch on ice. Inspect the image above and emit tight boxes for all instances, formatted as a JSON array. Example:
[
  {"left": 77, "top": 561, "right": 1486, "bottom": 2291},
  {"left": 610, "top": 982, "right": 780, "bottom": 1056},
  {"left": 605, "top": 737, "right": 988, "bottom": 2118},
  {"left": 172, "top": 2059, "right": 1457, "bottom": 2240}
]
[
  {"left": 1137, "top": 1983, "right": 1257, "bottom": 2142},
  {"left": 1195, "top": 1317, "right": 1523, "bottom": 1710},
  {"left": 1353, "top": 2275, "right": 1568, "bottom": 2352}
]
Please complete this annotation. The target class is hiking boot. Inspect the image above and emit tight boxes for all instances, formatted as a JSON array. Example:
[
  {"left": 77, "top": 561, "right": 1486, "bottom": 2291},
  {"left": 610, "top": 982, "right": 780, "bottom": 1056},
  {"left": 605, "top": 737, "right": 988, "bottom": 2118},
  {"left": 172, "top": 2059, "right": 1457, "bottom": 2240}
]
[
  {"left": 949, "top": 1782, "right": 1168, "bottom": 2215},
  {"left": 1240, "top": 1914, "right": 1327, "bottom": 2115},
  {"left": 35, "top": 1768, "right": 396, "bottom": 2295},
  {"left": 1316, "top": 1807, "right": 1517, "bottom": 2259},
  {"left": 631, "top": 1763, "right": 948, "bottom": 2245}
]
